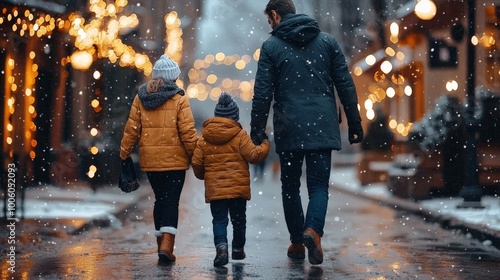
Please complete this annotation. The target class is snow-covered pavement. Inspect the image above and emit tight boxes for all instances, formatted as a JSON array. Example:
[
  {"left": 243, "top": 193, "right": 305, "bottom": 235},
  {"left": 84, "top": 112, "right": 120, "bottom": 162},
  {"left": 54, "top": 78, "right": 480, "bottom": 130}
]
[{"left": 330, "top": 166, "right": 500, "bottom": 246}]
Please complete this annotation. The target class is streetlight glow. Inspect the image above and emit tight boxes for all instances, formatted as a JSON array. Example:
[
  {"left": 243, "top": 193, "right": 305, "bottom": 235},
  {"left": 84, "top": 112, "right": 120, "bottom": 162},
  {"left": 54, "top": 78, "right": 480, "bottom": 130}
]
[
  {"left": 415, "top": 0, "right": 437, "bottom": 20},
  {"left": 70, "top": 50, "right": 93, "bottom": 70}
]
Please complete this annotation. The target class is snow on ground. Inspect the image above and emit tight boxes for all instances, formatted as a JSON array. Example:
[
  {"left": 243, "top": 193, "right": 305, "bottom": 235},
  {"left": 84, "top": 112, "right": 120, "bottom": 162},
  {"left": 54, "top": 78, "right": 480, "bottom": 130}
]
[
  {"left": 330, "top": 166, "right": 500, "bottom": 232},
  {"left": 1, "top": 184, "right": 149, "bottom": 220}
]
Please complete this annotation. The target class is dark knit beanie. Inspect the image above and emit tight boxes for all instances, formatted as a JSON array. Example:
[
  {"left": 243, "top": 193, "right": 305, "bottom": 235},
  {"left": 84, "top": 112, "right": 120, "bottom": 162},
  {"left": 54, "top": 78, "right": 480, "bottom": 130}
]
[{"left": 214, "top": 92, "right": 239, "bottom": 121}]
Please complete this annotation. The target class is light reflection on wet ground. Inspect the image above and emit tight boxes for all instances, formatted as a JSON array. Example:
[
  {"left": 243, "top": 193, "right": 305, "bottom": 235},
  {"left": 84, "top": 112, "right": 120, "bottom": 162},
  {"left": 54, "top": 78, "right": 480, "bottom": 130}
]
[{"left": 3, "top": 172, "right": 499, "bottom": 279}]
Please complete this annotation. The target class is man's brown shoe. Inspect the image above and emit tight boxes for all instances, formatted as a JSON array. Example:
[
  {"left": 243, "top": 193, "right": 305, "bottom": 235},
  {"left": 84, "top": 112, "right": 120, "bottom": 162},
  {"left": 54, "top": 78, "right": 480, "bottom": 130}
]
[
  {"left": 287, "top": 243, "right": 305, "bottom": 259},
  {"left": 303, "top": 228, "right": 323, "bottom": 265}
]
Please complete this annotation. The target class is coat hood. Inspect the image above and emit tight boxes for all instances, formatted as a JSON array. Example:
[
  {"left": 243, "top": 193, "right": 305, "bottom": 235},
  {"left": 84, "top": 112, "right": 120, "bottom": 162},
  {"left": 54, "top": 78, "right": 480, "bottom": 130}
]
[
  {"left": 202, "top": 117, "right": 242, "bottom": 145},
  {"left": 271, "top": 13, "right": 320, "bottom": 46},
  {"left": 138, "top": 79, "right": 184, "bottom": 110}
]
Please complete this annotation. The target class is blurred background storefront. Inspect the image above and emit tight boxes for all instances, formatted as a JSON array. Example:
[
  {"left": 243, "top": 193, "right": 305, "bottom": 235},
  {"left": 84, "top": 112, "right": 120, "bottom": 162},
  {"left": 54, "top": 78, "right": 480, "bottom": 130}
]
[
  {"left": 350, "top": 0, "right": 500, "bottom": 199},
  {"left": 0, "top": 0, "right": 202, "bottom": 188}
]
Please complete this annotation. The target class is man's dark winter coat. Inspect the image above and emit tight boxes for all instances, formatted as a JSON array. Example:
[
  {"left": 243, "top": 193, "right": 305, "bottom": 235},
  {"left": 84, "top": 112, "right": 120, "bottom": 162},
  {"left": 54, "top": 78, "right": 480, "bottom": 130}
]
[{"left": 251, "top": 13, "right": 360, "bottom": 152}]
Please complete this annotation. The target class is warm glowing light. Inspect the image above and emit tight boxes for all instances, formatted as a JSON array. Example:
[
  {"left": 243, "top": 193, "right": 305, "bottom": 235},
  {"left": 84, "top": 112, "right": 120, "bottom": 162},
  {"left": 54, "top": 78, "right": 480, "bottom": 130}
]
[
  {"left": 205, "top": 54, "right": 215, "bottom": 64},
  {"left": 235, "top": 60, "right": 246, "bottom": 70},
  {"left": 210, "top": 88, "right": 222, "bottom": 100},
  {"left": 364, "top": 99, "right": 373, "bottom": 110},
  {"left": 390, "top": 22, "right": 399, "bottom": 37},
  {"left": 446, "top": 80, "right": 459, "bottom": 92},
  {"left": 215, "top": 52, "right": 225, "bottom": 62},
  {"left": 365, "top": 54, "right": 376, "bottom": 66},
  {"left": 90, "top": 146, "right": 99, "bottom": 155},
  {"left": 70, "top": 50, "right": 93, "bottom": 70},
  {"left": 471, "top": 36, "right": 479, "bottom": 45},
  {"left": 396, "top": 51, "right": 405, "bottom": 61},
  {"left": 68, "top": 1, "right": 159, "bottom": 75},
  {"left": 386, "top": 87, "right": 396, "bottom": 98},
  {"left": 354, "top": 66, "right": 363, "bottom": 76},
  {"left": 389, "top": 119, "right": 398, "bottom": 129},
  {"left": 240, "top": 81, "right": 252, "bottom": 92},
  {"left": 187, "top": 85, "right": 199, "bottom": 98},
  {"left": 415, "top": 0, "right": 437, "bottom": 20},
  {"left": 253, "top": 49, "right": 260, "bottom": 61},
  {"left": 93, "top": 70, "right": 101, "bottom": 80},
  {"left": 366, "top": 109, "right": 375, "bottom": 120},
  {"left": 207, "top": 74, "right": 217, "bottom": 84},
  {"left": 385, "top": 47, "right": 396, "bottom": 56},
  {"left": 90, "top": 128, "right": 98, "bottom": 136},
  {"left": 221, "top": 78, "right": 232, "bottom": 89},
  {"left": 240, "top": 91, "right": 252, "bottom": 102},
  {"left": 404, "top": 85, "right": 413, "bottom": 96},
  {"left": 380, "top": 61, "right": 393, "bottom": 74},
  {"left": 91, "top": 99, "right": 100, "bottom": 108},
  {"left": 397, "top": 123, "right": 405, "bottom": 134}
]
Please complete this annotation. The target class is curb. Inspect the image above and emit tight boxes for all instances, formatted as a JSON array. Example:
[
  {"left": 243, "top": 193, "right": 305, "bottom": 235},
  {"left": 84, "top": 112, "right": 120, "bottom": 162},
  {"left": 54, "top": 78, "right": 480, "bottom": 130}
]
[{"left": 331, "top": 185, "right": 500, "bottom": 250}]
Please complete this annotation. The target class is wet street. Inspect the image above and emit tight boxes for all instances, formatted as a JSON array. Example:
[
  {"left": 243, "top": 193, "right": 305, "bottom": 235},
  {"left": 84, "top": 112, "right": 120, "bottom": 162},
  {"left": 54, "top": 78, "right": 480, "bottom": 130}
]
[{"left": 2, "top": 169, "right": 500, "bottom": 280}]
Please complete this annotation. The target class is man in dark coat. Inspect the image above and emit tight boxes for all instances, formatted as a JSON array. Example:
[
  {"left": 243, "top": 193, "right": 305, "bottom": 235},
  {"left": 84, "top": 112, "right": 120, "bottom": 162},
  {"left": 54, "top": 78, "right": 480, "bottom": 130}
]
[{"left": 250, "top": 0, "right": 363, "bottom": 265}]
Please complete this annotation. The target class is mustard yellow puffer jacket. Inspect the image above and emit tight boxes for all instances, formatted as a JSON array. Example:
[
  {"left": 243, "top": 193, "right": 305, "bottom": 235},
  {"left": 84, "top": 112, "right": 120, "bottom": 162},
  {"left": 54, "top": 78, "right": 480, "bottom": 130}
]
[
  {"left": 120, "top": 80, "right": 198, "bottom": 171},
  {"left": 192, "top": 117, "right": 270, "bottom": 203}
]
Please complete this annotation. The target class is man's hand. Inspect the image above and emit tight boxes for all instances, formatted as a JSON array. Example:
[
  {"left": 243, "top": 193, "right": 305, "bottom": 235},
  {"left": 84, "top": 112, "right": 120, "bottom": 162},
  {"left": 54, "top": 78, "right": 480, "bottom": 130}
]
[
  {"left": 348, "top": 122, "right": 363, "bottom": 144},
  {"left": 251, "top": 130, "right": 268, "bottom": 145}
]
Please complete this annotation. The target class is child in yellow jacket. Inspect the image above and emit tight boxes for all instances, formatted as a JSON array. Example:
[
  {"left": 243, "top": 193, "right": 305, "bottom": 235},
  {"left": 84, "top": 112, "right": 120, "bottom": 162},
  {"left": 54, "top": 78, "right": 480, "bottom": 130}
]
[{"left": 191, "top": 92, "right": 269, "bottom": 267}]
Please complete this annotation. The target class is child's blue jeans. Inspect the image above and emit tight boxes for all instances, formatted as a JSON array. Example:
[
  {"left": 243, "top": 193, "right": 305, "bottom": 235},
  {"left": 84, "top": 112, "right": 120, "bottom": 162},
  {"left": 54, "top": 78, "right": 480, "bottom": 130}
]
[{"left": 210, "top": 198, "right": 247, "bottom": 249}]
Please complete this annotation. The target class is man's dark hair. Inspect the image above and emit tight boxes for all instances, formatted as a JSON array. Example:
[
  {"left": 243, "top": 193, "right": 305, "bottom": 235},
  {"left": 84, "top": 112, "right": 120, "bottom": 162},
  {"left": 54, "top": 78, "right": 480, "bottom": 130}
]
[{"left": 264, "top": 0, "right": 296, "bottom": 18}]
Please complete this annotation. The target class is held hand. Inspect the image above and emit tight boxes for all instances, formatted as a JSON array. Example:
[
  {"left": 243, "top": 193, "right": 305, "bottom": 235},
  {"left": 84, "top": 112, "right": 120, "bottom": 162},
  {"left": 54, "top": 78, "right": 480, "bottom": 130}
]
[
  {"left": 251, "top": 131, "right": 268, "bottom": 145},
  {"left": 348, "top": 122, "right": 363, "bottom": 144}
]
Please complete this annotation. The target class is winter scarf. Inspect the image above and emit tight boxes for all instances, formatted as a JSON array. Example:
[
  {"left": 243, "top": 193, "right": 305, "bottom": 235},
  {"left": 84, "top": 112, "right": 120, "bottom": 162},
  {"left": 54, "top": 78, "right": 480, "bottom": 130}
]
[{"left": 138, "top": 79, "right": 185, "bottom": 110}]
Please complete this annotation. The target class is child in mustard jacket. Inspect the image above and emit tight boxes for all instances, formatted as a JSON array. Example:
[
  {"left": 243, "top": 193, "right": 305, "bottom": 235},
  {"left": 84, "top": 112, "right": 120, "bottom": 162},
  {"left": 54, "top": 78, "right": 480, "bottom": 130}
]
[{"left": 191, "top": 92, "right": 269, "bottom": 267}]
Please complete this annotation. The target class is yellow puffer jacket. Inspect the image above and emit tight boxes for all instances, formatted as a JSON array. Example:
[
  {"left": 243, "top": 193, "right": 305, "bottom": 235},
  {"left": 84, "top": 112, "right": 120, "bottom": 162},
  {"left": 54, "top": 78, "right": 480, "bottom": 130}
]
[
  {"left": 192, "top": 117, "right": 270, "bottom": 203},
  {"left": 120, "top": 80, "right": 198, "bottom": 171}
]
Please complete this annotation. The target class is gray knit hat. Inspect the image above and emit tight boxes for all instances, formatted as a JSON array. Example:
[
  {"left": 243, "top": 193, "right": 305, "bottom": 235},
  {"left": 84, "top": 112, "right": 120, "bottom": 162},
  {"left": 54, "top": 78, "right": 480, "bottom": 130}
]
[
  {"left": 152, "top": 54, "right": 181, "bottom": 81},
  {"left": 215, "top": 92, "right": 239, "bottom": 121}
]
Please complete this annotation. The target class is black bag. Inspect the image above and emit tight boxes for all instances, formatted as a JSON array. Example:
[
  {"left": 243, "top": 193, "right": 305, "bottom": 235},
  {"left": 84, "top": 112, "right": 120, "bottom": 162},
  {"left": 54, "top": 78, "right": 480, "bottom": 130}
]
[{"left": 119, "top": 157, "right": 140, "bottom": 193}]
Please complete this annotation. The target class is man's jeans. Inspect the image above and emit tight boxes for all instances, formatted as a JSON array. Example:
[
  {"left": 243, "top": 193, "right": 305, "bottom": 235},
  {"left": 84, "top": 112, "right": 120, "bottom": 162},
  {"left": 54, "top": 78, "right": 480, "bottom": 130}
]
[
  {"left": 279, "top": 150, "right": 331, "bottom": 244},
  {"left": 210, "top": 198, "right": 247, "bottom": 249},
  {"left": 147, "top": 170, "right": 185, "bottom": 231}
]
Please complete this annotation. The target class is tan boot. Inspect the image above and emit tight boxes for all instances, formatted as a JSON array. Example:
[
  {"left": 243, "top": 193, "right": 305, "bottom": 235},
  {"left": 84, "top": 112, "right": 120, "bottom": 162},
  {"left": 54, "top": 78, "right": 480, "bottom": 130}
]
[
  {"left": 287, "top": 243, "right": 305, "bottom": 259},
  {"left": 156, "top": 236, "right": 162, "bottom": 253},
  {"left": 158, "top": 233, "right": 176, "bottom": 262},
  {"left": 303, "top": 228, "right": 323, "bottom": 265},
  {"left": 155, "top": 231, "right": 162, "bottom": 253}
]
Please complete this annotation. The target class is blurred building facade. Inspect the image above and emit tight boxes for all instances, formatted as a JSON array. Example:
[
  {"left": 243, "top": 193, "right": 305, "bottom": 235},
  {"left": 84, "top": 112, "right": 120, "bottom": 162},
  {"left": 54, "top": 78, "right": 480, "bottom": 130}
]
[
  {"left": 0, "top": 0, "right": 202, "bottom": 187},
  {"left": 342, "top": 0, "right": 500, "bottom": 196}
]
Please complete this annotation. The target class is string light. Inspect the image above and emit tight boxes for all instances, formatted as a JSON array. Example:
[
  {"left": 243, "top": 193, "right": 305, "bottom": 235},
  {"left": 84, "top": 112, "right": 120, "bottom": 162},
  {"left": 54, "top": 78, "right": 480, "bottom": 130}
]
[
  {"left": 68, "top": 0, "right": 153, "bottom": 74},
  {"left": 186, "top": 52, "right": 257, "bottom": 102}
]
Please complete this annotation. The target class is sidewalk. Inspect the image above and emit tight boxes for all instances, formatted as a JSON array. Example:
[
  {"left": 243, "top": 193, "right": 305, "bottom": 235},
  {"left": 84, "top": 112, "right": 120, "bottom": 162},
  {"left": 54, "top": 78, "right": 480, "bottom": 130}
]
[
  {"left": 2, "top": 166, "right": 499, "bottom": 250},
  {"left": 329, "top": 166, "right": 500, "bottom": 249}
]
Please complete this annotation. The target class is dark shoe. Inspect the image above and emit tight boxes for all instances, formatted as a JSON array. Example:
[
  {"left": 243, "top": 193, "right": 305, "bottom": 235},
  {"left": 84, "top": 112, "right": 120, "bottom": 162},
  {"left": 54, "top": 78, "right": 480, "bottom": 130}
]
[
  {"left": 303, "top": 228, "right": 323, "bottom": 265},
  {"left": 287, "top": 243, "right": 305, "bottom": 259},
  {"left": 232, "top": 248, "right": 246, "bottom": 260},
  {"left": 214, "top": 244, "right": 229, "bottom": 267}
]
